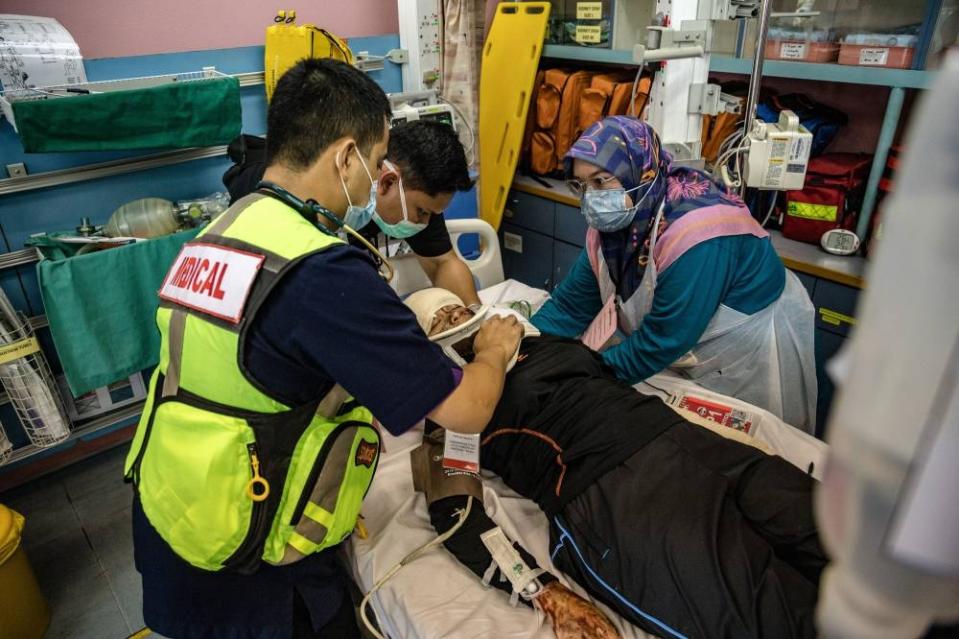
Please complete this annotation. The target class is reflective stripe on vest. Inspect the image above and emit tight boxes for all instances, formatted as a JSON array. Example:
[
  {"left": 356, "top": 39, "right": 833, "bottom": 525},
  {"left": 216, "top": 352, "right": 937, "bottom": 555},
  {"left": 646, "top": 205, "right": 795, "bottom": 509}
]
[{"left": 125, "top": 194, "right": 380, "bottom": 572}]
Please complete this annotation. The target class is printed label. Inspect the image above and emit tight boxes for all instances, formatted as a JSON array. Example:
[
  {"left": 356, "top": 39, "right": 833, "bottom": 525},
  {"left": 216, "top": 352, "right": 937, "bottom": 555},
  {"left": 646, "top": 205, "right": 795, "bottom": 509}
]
[
  {"left": 443, "top": 432, "right": 481, "bottom": 473},
  {"left": 0, "top": 337, "right": 41, "bottom": 366},
  {"left": 575, "top": 25, "right": 602, "bottom": 44},
  {"left": 577, "top": 2, "right": 604, "bottom": 20},
  {"left": 678, "top": 395, "right": 753, "bottom": 433},
  {"left": 780, "top": 42, "right": 807, "bottom": 60},
  {"left": 503, "top": 232, "right": 524, "bottom": 254},
  {"left": 859, "top": 47, "right": 890, "bottom": 66},
  {"left": 159, "top": 243, "right": 265, "bottom": 324}
]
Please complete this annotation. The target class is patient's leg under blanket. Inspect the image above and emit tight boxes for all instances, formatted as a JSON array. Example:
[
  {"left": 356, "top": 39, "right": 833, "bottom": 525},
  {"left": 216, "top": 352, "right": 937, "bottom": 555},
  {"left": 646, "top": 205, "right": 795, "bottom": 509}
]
[{"left": 550, "top": 420, "right": 825, "bottom": 639}]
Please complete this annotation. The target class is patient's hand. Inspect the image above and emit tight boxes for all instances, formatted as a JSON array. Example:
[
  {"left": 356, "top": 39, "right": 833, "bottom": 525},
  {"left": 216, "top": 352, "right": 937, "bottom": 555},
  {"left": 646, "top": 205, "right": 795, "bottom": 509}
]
[{"left": 535, "top": 581, "right": 621, "bottom": 639}]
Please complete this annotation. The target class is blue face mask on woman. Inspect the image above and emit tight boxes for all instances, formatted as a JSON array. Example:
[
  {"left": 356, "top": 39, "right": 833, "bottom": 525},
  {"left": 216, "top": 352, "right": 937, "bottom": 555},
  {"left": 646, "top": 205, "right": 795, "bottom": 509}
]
[{"left": 580, "top": 172, "right": 660, "bottom": 233}]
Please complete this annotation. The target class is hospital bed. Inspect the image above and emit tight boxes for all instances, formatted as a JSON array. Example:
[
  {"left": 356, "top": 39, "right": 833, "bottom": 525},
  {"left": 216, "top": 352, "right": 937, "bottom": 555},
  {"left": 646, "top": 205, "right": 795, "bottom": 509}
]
[{"left": 350, "top": 220, "right": 829, "bottom": 639}]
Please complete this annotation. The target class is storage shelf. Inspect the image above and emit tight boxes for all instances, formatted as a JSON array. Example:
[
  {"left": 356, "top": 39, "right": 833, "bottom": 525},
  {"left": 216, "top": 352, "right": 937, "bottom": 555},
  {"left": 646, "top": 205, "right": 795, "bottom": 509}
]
[
  {"left": 542, "top": 45, "right": 637, "bottom": 65},
  {"left": 540, "top": 45, "right": 933, "bottom": 89},
  {"left": 709, "top": 55, "right": 933, "bottom": 89},
  {"left": 511, "top": 175, "right": 867, "bottom": 289},
  {"left": 1, "top": 401, "right": 143, "bottom": 467}
]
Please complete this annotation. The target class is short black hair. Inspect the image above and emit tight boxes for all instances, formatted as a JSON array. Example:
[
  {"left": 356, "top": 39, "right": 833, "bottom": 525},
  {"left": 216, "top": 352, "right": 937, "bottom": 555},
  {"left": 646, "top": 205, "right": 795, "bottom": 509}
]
[
  {"left": 267, "top": 58, "right": 391, "bottom": 169},
  {"left": 387, "top": 121, "right": 472, "bottom": 196}
]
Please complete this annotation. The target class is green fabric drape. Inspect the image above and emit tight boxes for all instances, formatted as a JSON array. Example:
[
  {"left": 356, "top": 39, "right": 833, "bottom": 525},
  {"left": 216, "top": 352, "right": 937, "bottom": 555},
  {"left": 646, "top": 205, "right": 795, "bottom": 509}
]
[
  {"left": 12, "top": 77, "right": 241, "bottom": 152},
  {"left": 37, "top": 229, "right": 200, "bottom": 396}
]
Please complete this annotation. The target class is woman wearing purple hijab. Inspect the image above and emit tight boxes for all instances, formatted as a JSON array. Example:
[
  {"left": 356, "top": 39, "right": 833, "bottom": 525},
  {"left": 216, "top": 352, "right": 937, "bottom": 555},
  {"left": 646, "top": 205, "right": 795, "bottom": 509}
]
[{"left": 531, "top": 117, "right": 817, "bottom": 433}]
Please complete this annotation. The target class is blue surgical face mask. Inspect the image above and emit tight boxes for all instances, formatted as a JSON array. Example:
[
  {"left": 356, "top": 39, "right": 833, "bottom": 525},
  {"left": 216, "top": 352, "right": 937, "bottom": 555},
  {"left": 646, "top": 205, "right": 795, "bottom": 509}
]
[
  {"left": 338, "top": 146, "right": 376, "bottom": 230},
  {"left": 580, "top": 172, "right": 659, "bottom": 232},
  {"left": 343, "top": 183, "right": 377, "bottom": 229},
  {"left": 372, "top": 160, "right": 428, "bottom": 239}
]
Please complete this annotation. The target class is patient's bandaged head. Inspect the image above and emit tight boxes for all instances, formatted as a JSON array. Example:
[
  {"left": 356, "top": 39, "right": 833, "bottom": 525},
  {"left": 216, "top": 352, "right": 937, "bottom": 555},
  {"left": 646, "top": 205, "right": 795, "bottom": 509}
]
[
  {"left": 404, "top": 287, "right": 538, "bottom": 370},
  {"left": 404, "top": 288, "right": 490, "bottom": 367}
]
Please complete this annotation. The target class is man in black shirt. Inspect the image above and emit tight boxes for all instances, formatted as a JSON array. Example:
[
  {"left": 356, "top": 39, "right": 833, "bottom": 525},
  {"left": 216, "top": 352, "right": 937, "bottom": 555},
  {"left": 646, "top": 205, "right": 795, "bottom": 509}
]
[
  {"left": 223, "top": 120, "right": 481, "bottom": 305},
  {"left": 407, "top": 292, "right": 827, "bottom": 639}
]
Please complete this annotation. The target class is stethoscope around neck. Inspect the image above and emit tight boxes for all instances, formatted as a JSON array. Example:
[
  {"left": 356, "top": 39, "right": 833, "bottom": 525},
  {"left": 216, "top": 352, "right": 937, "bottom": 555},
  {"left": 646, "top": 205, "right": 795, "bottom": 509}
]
[{"left": 256, "top": 180, "right": 395, "bottom": 282}]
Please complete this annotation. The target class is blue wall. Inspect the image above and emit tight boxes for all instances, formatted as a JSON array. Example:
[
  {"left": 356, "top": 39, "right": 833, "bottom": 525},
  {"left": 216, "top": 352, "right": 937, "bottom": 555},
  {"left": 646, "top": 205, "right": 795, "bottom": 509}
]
[{"left": 0, "top": 37, "right": 412, "bottom": 452}]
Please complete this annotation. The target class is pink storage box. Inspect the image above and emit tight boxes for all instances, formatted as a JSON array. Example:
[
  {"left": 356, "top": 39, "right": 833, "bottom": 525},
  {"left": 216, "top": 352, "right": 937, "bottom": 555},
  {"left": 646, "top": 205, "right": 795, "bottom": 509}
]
[
  {"left": 765, "top": 39, "right": 840, "bottom": 63},
  {"left": 838, "top": 43, "right": 915, "bottom": 68}
]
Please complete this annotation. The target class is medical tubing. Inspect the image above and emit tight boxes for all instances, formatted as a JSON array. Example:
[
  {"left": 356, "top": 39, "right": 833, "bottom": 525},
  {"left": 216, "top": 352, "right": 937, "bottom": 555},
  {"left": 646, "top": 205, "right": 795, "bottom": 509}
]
[
  {"left": 439, "top": 96, "right": 477, "bottom": 167},
  {"left": 629, "top": 64, "right": 650, "bottom": 117},
  {"left": 552, "top": 516, "right": 689, "bottom": 639},
  {"left": 760, "top": 191, "right": 778, "bottom": 227},
  {"left": 359, "top": 496, "right": 475, "bottom": 639}
]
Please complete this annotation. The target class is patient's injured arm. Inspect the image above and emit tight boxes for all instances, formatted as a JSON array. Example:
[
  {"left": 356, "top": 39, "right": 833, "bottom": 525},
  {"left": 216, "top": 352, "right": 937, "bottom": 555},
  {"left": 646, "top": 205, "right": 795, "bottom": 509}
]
[
  {"left": 428, "top": 494, "right": 555, "bottom": 603},
  {"left": 412, "top": 430, "right": 621, "bottom": 638},
  {"left": 411, "top": 427, "right": 555, "bottom": 604}
]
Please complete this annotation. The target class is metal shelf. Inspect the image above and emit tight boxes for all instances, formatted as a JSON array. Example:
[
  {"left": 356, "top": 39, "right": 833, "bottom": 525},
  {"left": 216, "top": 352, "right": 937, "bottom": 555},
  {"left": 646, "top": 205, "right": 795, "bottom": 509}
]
[
  {"left": 709, "top": 55, "right": 934, "bottom": 89},
  {"left": 542, "top": 45, "right": 637, "bottom": 65},
  {"left": 1, "top": 401, "right": 143, "bottom": 466},
  {"left": 540, "top": 46, "right": 934, "bottom": 89}
]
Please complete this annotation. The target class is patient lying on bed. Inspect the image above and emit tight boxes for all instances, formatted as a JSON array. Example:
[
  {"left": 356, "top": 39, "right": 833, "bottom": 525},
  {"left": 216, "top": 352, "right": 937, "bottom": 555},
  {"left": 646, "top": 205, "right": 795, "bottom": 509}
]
[{"left": 404, "top": 289, "right": 826, "bottom": 639}]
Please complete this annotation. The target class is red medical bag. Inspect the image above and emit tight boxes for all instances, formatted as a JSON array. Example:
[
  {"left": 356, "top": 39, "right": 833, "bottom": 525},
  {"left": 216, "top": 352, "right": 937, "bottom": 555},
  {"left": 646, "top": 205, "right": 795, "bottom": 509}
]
[{"left": 782, "top": 153, "right": 871, "bottom": 244}]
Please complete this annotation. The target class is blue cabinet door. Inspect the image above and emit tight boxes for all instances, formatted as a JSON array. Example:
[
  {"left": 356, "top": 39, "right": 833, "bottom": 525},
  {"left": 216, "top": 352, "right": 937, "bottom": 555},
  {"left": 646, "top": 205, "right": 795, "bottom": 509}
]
[
  {"left": 502, "top": 190, "right": 555, "bottom": 235},
  {"left": 554, "top": 203, "right": 588, "bottom": 247},
  {"left": 500, "top": 223, "right": 554, "bottom": 290},
  {"left": 814, "top": 280, "right": 860, "bottom": 338},
  {"left": 553, "top": 240, "right": 583, "bottom": 290},
  {"left": 814, "top": 327, "right": 846, "bottom": 439},
  {"left": 791, "top": 269, "right": 817, "bottom": 299}
]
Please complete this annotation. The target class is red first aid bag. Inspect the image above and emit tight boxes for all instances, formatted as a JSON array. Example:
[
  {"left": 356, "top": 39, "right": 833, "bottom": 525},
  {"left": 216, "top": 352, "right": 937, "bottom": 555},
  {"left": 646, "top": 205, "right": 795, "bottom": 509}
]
[{"left": 783, "top": 153, "right": 871, "bottom": 244}]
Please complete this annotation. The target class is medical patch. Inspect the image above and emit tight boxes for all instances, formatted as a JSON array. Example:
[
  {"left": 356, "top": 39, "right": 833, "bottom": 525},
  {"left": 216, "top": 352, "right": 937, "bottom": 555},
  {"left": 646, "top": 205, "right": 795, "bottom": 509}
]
[
  {"left": 159, "top": 242, "right": 265, "bottom": 324},
  {"left": 355, "top": 440, "right": 378, "bottom": 468}
]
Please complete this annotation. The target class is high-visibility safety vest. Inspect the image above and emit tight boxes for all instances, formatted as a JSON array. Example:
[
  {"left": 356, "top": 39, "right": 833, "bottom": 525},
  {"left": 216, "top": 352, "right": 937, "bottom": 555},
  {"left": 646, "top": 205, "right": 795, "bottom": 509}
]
[{"left": 124, "top": 193, "right": 380, "bottom": 574}]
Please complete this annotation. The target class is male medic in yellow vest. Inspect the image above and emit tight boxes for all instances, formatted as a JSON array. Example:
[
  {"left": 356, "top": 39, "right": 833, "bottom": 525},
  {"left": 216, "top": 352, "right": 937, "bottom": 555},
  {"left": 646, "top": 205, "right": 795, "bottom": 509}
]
[{"left": 125, "top": 58, "right": 522, "bottom": 639}]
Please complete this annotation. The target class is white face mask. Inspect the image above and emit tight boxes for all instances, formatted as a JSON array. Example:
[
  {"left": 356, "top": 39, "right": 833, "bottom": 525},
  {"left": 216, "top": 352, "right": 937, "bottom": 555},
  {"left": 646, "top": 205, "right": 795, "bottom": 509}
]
[
  {"left": 372, "top": 160, "right": 429, "bottom": 239},
  {"left": 337, "top": 146, "right": 376, "bottom": 229}
]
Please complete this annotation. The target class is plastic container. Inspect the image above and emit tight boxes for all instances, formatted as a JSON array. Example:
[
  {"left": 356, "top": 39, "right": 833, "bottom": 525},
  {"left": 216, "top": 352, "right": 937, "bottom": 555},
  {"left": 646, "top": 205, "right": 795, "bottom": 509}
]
[
  {"left": 764, "top": 5, "right": 841, "bottom": 63},
  {"left": 766, "top": 39, "right": 840, "bottom": 62},
  {"left": 837, "top": 29, "right": 918, "bottom": 68},
  {"left": 0, "top": 505, "right": 51, "bottom": 639}
]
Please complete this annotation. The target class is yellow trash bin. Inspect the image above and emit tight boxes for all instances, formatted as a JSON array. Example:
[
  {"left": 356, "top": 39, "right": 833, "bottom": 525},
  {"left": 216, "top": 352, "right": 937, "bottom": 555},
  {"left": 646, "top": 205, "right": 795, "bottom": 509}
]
[{"left": 0, "top": 504, "right": 51, "bottom": 639}]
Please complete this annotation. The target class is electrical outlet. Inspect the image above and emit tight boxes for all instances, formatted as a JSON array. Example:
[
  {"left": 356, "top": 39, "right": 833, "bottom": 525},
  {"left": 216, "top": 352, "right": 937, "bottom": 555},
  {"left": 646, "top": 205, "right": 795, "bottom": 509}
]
[{"left": 5, "top": 163, "right": 26, "bottom": 178}]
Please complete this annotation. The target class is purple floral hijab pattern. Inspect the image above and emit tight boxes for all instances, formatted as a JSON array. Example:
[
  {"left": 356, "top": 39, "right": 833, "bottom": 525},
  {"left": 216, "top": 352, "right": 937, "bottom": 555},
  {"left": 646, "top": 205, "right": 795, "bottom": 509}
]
[{"left": 566, "top": 116, "right": 748, "bottom": 300}]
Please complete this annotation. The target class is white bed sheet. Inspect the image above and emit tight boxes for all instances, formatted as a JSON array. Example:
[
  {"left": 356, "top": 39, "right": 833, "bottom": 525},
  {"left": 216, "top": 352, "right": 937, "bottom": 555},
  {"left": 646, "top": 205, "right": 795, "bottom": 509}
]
[{"left": 349, "top": 280, "right": 827, "bottom": 639}]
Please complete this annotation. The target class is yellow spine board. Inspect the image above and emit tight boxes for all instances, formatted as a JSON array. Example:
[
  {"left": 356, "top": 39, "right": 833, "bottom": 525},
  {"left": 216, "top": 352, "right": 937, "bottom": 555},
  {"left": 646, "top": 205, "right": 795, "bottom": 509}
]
[{"left": 479, "top": 2, "right": 551, "bottom": 231}]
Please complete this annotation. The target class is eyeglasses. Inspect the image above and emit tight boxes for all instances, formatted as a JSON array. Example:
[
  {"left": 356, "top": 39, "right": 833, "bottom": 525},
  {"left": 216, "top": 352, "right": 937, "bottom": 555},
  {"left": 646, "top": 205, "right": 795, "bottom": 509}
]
[{"left": 565, "top": 173, "right": 618, "bottom": 196}]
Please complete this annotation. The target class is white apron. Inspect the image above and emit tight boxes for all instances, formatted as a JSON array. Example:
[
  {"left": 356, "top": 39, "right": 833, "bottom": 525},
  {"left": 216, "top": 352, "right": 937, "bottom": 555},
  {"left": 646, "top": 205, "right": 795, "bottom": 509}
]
[{"left": 585, "top": 203, "right": 818, "bottom": 434}]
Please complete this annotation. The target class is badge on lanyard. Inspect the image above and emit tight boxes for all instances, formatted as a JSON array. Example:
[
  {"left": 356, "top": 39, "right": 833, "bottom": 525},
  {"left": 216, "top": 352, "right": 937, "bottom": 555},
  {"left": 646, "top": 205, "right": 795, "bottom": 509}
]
[
  {"left": 581, "top": 296, "right": 618, "bottom": 351},
  {"left": 443, "top": 432, "right": 481, "bottom": 473}
]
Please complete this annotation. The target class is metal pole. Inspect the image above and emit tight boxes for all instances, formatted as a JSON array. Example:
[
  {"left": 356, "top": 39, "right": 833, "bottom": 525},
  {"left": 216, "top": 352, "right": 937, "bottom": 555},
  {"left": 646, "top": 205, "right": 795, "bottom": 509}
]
[
  {"left": 857, "top": 86, "right": 905, "bottom": 240},
  {"left": 742, "top": 0, "right": 774, "bottom": 139}
]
